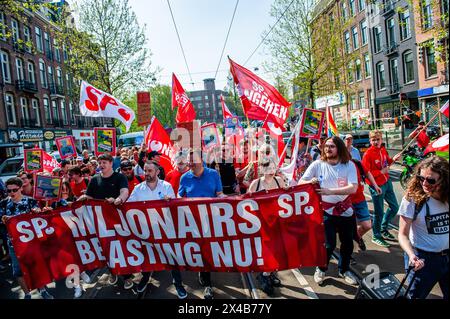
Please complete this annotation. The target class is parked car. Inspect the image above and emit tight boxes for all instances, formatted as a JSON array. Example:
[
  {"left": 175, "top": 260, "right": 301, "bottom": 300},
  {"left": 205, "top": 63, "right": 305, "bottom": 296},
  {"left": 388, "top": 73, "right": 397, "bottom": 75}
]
[{"left": 0, "top": 156, "right": 24, "bottom": 183}]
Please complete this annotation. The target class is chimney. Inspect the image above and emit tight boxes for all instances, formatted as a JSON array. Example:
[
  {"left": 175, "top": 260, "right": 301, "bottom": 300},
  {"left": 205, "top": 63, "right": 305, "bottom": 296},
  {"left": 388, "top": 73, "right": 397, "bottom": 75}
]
[{"left": 203, "top": 78, "right": 216, "bottom": 92}]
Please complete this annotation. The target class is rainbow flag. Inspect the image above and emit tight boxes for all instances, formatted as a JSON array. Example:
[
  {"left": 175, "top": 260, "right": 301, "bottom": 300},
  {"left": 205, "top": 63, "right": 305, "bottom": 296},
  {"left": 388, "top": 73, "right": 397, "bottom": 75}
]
[{"left": 326, "top": 105, "right": 338, "bottom": 137}]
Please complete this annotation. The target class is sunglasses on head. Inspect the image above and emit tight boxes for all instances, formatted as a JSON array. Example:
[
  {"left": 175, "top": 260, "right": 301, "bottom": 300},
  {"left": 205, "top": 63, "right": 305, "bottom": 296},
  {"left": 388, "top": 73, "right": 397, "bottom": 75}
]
[
  {"left": 7, "top": 188, "right": 20, "bottom": 193},
  {"left": 417, "top": 175, "right": 438, "bottom": 185}
]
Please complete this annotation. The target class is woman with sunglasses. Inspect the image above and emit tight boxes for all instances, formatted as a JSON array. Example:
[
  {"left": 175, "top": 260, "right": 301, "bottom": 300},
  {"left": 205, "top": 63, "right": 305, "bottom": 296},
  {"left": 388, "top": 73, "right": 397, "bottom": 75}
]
[
  {"left": 398, "top": 155, "right": 449, "bottom": 299},
  {"left": 247, "top": 156, "right": 286, "bottom": 296}
]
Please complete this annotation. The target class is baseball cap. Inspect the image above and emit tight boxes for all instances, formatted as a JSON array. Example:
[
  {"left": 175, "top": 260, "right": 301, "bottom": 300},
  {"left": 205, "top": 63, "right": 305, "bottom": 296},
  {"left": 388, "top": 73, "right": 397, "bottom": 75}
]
[{"left": 344, "top": 134, "right": 353, "bottom": 140}]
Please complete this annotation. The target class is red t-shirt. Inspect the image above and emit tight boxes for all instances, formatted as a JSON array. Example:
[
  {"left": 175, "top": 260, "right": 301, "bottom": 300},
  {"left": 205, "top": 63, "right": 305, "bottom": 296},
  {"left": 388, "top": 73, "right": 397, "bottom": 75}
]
[
  {"left": 416, "top": 130, "right": 430, "bottom": 148},
  {"left": 70, "top": 179, "right": 89, "bottom": 198},
  {"left": 166, "top": 169, "right": 185, "bottom": 195}
]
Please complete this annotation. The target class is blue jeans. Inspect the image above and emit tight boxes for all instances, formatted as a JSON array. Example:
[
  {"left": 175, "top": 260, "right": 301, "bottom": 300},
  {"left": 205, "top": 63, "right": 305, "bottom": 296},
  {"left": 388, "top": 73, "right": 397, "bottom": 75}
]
[
  {"left": 404, "top": 250, "right": 449, "bottom": 299},
  {"left": 369, "top": 179, "right": 399, "bottom": 239},
  {"left": 319, "top": 214, "right": 354, "bottom": 274},
  {"left": 7, "top": 240, "right": 22, "bottom": 278}
]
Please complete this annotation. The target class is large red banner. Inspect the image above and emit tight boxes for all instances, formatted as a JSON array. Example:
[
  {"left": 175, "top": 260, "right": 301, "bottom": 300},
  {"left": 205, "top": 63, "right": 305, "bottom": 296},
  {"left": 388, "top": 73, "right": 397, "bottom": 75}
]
[{"left": 6, "top": 184, "right": 326, "bottom": 290}]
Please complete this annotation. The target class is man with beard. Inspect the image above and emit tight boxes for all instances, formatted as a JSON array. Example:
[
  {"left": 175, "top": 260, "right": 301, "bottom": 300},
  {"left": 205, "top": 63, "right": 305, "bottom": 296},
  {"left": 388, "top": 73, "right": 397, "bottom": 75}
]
[
  {"left": 126, "top": 161, "right": 187, "bottom": 298},
  {"left": 299, "top": 136, "right": 359, "bottom": 286},
  {"left": 120, "top": 160, "right": 143, "bottom": 194}
]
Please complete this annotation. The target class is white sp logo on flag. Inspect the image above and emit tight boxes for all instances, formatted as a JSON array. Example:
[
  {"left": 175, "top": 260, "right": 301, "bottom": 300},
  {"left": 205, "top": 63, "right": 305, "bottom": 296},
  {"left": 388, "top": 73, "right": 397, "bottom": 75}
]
[{"left": 175, "top": 93, "right": 189, "bottom": 108}]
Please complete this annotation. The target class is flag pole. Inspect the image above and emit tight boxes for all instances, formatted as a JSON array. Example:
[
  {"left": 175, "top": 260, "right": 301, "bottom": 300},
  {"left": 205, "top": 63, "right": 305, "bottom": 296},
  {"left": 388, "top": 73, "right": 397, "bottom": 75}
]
[{"left": 397, "top": 111, "right": 440, "bottom": 156}]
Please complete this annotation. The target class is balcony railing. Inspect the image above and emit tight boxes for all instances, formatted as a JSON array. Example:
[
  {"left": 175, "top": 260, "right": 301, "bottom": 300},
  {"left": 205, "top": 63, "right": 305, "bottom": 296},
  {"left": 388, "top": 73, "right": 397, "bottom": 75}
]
[
  {"left": 49, "top": 82, "right": 65, "bottom": 95},
  {"left": 384, "top": 42, "right": 399, "bottom": 56},
  {"left": 16, "top": 80, "right": 38, "bottom": 93}
]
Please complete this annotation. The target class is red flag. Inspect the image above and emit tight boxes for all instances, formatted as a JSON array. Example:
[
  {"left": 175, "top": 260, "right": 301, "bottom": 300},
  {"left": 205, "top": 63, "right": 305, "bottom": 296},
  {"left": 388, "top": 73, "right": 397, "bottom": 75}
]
[
  {"left": 144, "top": 116, "right": 176, "bottom": 174},
  {"left": 172, "top": 73, "right": 196, "bottom": 123},
  {"left": 229, "top": 57, "right": 291, "bottom": 127},
  {"left": 43, "top": 151, "right": 60, "bottom": 173},
  {"left": 439, "top": 100, "right": 449, "bottom": 118},
  {"left": 220, "top": 95, "right": 234, "bottom": 120},
  {"left": 262, "top": 120, "right": 287, "bottom": 165}
]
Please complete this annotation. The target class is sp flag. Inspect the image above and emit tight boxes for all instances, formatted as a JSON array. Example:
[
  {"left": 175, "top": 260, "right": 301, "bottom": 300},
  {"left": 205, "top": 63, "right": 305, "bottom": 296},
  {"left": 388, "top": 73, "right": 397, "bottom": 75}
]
[
  {"left": 172, "top": 74, "right": 196, "bottom": 123},
  {"left": 79, "top": 81, "right": 135, "bottom": 132},
  {"left": 229, "top": 57, "right": 291, "bottom": 127},
  {"left": 144, "top": 116, "right": 176, "bottom": 174}
]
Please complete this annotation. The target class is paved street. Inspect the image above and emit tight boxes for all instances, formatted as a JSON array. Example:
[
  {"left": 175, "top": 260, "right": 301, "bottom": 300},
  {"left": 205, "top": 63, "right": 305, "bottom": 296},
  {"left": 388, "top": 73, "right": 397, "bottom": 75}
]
[{"left": 0, "top": 167, "right": 444, "bottom": 300}]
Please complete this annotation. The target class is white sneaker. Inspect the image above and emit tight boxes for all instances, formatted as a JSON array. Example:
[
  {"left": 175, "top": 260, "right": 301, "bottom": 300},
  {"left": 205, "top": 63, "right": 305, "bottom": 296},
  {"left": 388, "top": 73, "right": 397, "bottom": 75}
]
[
  {"left": 80, "top": 271, "right": 91, "bottom": 284},
  {"left": 339, "top": 271, "right": 358, "bottom": 285},
  {"left": 74, "top": 285, "right": 83, "bottom": 298},
  {"left": 314, "top": 267, "right": 325, "bottom": 285}
]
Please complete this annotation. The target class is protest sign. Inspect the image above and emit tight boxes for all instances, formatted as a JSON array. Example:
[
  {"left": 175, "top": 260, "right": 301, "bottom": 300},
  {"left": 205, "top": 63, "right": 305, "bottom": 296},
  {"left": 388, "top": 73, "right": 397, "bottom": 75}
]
[
  {"left": 33, "top": 174, "right": 62, "bottom": 201},
  {"left": 137, "top": 91, "right": 152, "bottom": 127},
  {"left": 201, "top": 123, "right": 220, "bottom": 150},
  {"left": 24, "top": 149, "right": 43, "bottom": 173},
  {"left": 7, "top": 184, "right": 326, "bottom": 290},
  {"left": 55, "top": 136, "right": 77, "bottom": 160},
  {"left": 94, "top": 128, "right": 116, "bottom": 156},
  {"left": 299, "top": 108, "right": 325, "bottom": 140}
]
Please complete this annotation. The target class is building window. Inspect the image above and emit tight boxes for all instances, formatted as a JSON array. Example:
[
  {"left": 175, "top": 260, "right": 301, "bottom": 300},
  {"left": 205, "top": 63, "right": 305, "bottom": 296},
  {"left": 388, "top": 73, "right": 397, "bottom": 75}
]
[
  {"left": 27, "top": 62, "right": 35, "bottom": 84},
  {"left": 54, "top": 39, "right": 61, "bottom": 62},
  {"left": 373, "top": 26, "right": 382, "bottom": 53},
  {"left": 206, "top": 110, "right": 210, "bottom": 116},
  {"left": 52, "top": 100, "right": 59, "bottom": 123},
  {"left": 364, "top": 53, "right": 371, "bottom": 78},
  {"left": 422, "top": 0, "right": 433, "bottom": 30},
  {"left": 425, "top": 45, "right": 437, "bottom": 77},
  {"left": 350, "top": 95, "right": 357, "bottom": 110},
  {"left": 358, "top": 91, "right": 366, "bottom": 109},
  {"left": 20, "top": 97, "right": 29, "bottom": 124},
  {"left": 35, "top": 26, "right": 43, "bottom": 52},
  {"left": 377, "top": 62, "right": 386, "bottom": 90},
  {"left": 355, "top": 59, "right": 362, "bottom": 81},
  {"left": 48, "top": 66, "right": 54, "bottom": 86},
  {"left": 348, "top": 63, "right": 354, "bottom": 83},
  {"left": 352, "top": 26, "right": 359, "bottom": 49},
  {"left": 199, "top": 111, "right": 204, "bottom": 117},
  {"left": 399, "top": 8, "right": 411, "bottom": 40},
  {"left": 0, "top": 12, "right": 6, "bottom": 41},
  {"left": 360, "top": 20, "right": 368, "bottom": 45},
  {"left": 56, "top": 67, "right": 63, "bottom": 87},
  {"left": 344, "top": 31, "right": 351, "bottom": 53},
  {"left": 386, "top": 18, "right": 396, "bottom": 47},
  {"left": 341, "top": 1, "right": 348, "bottom": 20},
  {"left": 44, "top": 32, "right": 51, "bottom": 54},
  {"left": 61, "top": 100, "right": 68, "bottom": 125},
  {"left": 403, "top": 50, "right": 414, "bottom": 83},
  {"left": 39, "top": 59, "right": 47, "bottom": 88},
  {"left": 69, "top": 102, "right": 75, "bottom": 124},
  {"left": 390, "top": 58, "right": 399, "bottom": 90},
  {"left": 5, "top": 94, "right": 16, "bottom": 125},
  {"left": 11, "top": 18, "right": 19, "bottom": 43},
  {"left": 349, "top": 0, "right": 356, "bottom": 16},
  {"left": 32, "top": 99, "right": 40, "bottom": 126},
  {"left": 0, "top": 50, "right": 11, "bottom": 83},
  {"left": 15, "top": 58, "right": 24, "bottom": 81},
  {"left": 43, "top": 97, "right": 51, "bottom": 124},
  {"left": 23, "top": 25, "right": 32, "bottom": 53},
  {"left": 358, "top": 0, "right": 366, "bottom": 11},
  {"left": 63, "top": 44, "right": 68, "bottom": 61}
]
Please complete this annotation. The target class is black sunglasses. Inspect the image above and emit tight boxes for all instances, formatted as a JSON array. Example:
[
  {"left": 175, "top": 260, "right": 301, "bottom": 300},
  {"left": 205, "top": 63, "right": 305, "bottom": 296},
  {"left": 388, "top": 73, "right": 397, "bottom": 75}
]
[
  {"left": 7, "top": 188, "right": 20, "bottom": 193},
  {"left": 417, "top": 175, "right": 438, "bottom": 185}
]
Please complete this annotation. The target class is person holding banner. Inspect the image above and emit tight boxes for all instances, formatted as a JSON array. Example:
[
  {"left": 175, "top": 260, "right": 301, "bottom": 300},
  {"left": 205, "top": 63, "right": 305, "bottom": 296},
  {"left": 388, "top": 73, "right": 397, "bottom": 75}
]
[
  {"left": 126, "top": 161, "right": 188, "bottom": 298},
  {"left": 299, "top": 136, "right": 359, "bottom": 286},
  {"left": 77, "top": 153, "right": 129, "bottom": 286},
  {"left": 178, "top": 149, "right": 226, "bottom": 299},
  {"left": 0, "top": 177, "right": 54, "bottom": 299},
  {"left": 248, "top": 157, "right": 286, "bottom": 295}
]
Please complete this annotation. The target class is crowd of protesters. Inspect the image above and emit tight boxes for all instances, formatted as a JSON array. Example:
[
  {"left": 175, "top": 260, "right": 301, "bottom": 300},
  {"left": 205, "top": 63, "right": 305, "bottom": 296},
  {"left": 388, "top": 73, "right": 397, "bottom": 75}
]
[{"left": 0, "top": 127, "right": 447, "bottom": 300}]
